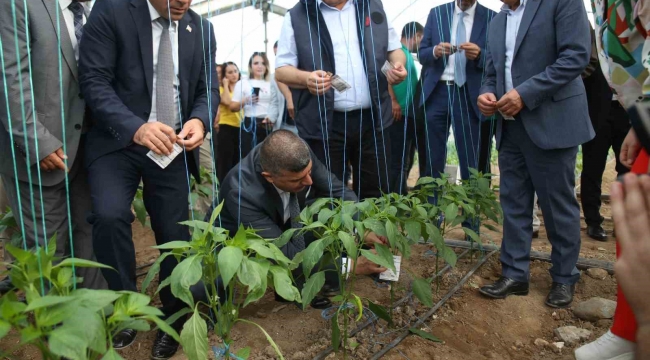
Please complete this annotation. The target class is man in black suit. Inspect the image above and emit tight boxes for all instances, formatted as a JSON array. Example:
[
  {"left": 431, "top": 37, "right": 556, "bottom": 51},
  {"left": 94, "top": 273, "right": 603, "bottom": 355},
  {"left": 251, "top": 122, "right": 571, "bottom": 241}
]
[{"left": 78, "top": 0, "right": 218, "bottom": 357}]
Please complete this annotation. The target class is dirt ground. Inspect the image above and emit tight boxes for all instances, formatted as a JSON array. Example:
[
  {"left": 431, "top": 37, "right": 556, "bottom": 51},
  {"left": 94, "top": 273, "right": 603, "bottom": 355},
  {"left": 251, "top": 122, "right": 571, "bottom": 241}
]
[{"left": 0, "top": 160, "right": 620, "bottom": 360}]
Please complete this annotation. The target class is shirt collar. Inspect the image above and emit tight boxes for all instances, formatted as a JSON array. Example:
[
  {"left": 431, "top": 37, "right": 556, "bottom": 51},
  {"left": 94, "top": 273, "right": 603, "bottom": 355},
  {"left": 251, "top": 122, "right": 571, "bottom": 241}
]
[
  {"left": 317, "top": 0, "right": 354, "bottom": 11},
  {"left": 273, "top": 184, "right": 288, "bottom": 197},
  {"left": 455, "top": 1, "right": 477, "bottom": 17},
  {"left": 147, "top": 0, "right": 179, "bottom": 27},
  {"left": 501, "top": 0, "right": 526, "bottom": 13},
  {"left": 59, "top": 0, "right": 73, "bottom": 11}
]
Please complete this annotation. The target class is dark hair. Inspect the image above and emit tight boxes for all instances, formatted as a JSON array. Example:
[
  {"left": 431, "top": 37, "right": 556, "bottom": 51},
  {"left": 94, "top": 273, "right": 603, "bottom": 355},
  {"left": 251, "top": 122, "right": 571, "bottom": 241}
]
[
  {"left": 401, "top": 22, "right": 424, "bottom": 39},
  {"left": 221, "top": 61, "right": 241, "bottom": 82},
  {"left": 260, "top": 130, "right": 311, "bottom": 175},
  {"left": 274, "top": 41, "right": 279, "bottom": 49},
  {"left": 248, "top": 52, "right": 270, "bottom": 81}
]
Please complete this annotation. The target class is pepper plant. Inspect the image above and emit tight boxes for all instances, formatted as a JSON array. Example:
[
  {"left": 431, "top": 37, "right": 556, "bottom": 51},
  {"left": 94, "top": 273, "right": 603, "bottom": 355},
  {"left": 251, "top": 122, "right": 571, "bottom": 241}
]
[
  {"left": 0, "top": 237, "right": 177, "bottom": 360},
  {"left": 142, "top": 202, "right": 301, "bottom": 360}
]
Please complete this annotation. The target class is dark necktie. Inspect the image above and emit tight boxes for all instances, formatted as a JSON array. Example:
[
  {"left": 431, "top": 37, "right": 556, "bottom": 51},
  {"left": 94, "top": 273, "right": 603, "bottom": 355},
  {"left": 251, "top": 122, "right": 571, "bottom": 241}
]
[
  {"left": 289, "top": 193, "right": 305, "bottom": 251},
  {"left": 156, "top": 18, "right": 179, "bottom": 129},
  {"left": 68, "top": 2, "right": 84, "bottom": 43}
]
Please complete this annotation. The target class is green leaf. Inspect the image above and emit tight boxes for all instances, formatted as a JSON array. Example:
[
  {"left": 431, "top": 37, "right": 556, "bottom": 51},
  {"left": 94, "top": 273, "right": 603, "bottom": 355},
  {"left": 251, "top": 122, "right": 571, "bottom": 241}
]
[
  {"left": 54, "top": 258, "right": 113, "bottom": 269},
  {"left": 152, "top": 241, "right": 193, "bottom": 250},
  {"left": 20, "top": 326, "right": 41, "bottom": 344},
  {"left": 49, "top": 324, "right": 89, "bottom": 360},
  {"left": 385, "top": 220, "right": 398, "bottom": 248},
  {"left": 141, "top": 252, "right": 173, "bottom": 294},
  {"left": 300, "top": 271, "right": 325, "bottom": 311},
  {"left": 302, "top": 239, "right": 327, "bottom": 276},
  {"left": 235, "top": 319, "right": 286, "bottom": 360},
  {"left": 5, "top": 245, "right": 32, "bottom": 264},
  {"left": 150, "top": 315, "right": 181, "bottom": 342},
  {"left": 415, "top": 205, "right": 428, "bottom": 219},
  {"left": 208, "top": 201, "right": 224, "bottom": 227},
  {"left": 409, "top": 328, "right": 442, "bottom": 343},
  {"left": 308, "top": 198, "right": 330, "bottom": 214},
  {"left": 36, "top": 303, "right": 78, "bottom": 327},
  {"left": 483, "top": 223, "right": 500, "bottom": 232},
  {"left": 218, "top": 246, "right": 244, "bottom": 287},
  {"left": 341, "top": 214, "right": 354, "bottom": 232},
  {"left": 438, "top": 245, "right": 458, "bottom": 267},
  {"left": 444, "top": 203, "right": 458, "bottom": 224},
  {"left": 24, "top": 295, "right": 75, "bottom": 312},
  {"left": 180, "top": 308, "right": 208, "bottom": 360},
  {"left": 123, "top": 292, "right": 154, "bottom": 315},
  {"left": 352, "top": 294, "right": 363, "bottom": 322},
  {"left": 331, "top": 315, "right": 341, "bottom": 352},
  {"left": 412, "top": 277, "right": 434, "bottom": 307},
  {"left": 237, "top": 257, "right": 262, "bottom": 290},
  {"left": 0, "top": 319, "right": 10, "bottom": 339},
  {"left": 73, "top": 289, "right": 122, "bottom": 312},
  {"left": 367, "top": 299, "right": 393, "bottom": 327},
  {"left": 360, "top": 244, "right": 395, "bottom": 272},
  {"left": 133, "top": 198, "right": 148, "bottom": 227},
  {"left": 363, "top": 219, "right": 387, "bottom": 237},
  {"left": 463, "top": 228, "right": 481, "bottom": 243},
  {"left": 405, "top": 220, "right": 422, "bottom": 243},
  {"left": 416, "top": 177, "right": 435, "bottom": 186},
  {"left": 246, "top": 241, "right": 277, "bottom": 261},
  {"left": 170, "top": 255, "right": 203, "bottom": 308},
  {"left": 274, "top": 228, "right": 297, "bottom": 249},
  {"left": 318, "top": 209, "right": 335, "bottom": 224},
  {"left": 269, "top": 266, "right": 299, "bottom": 302},
  {"left": 338, "top": 231, "right": 358, "bottom": 260},
  {"left": 102, "top": 348, "right": 126, "bottom": 360},
  {"left": 235, "top": 347, "right": 251, "bottom": 359}
]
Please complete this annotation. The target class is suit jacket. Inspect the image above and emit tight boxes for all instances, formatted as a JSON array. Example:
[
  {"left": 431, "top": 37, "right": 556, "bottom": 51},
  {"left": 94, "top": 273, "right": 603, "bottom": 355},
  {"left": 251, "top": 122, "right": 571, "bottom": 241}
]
[
  {"left": 480, "top": 0, "right": 594, "bottom": 150},
  {"left": 419, "top": 2, "right": 496, "bottom": 118},
  {"left": 0, "top": 0, "right": 87, "bottom": 186},
  {"left": 218, "top": 145, "right": 357, "bottom": 258},
  {"left": 78, "top": 0, "right": 219, "bottom": 179},
  {"left": 267, "top": 74, "right": 287, "bottom": 131}
]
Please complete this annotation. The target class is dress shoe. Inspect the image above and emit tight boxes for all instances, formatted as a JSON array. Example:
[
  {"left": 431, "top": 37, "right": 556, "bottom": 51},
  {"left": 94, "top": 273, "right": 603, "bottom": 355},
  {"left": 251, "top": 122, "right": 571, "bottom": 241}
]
[
  {"left": 532, "top": 229, "right": 540, "bottom": 239},
  {"left": 574, "top": 330, "right": 635, "bottom": 360},
  {"left": 112, "top": 329, "right": 137, "bottom": 350},
  {"left": 587, "top": 225, "right": 608, "bottom": 241},
  {"left": 151, "top": 330, "right": 179, "bottom": 360},
  {"left": 545, "top": 282, "right": 575, "bottom": 308},
  {"left": 0, "top": 276, "right": 13, "bottom": 295},
  {"left": 320, "top": 284, "right": 340, "bottom": 297},
  {"left": 479, "top": 277, "right": 529, "bottom": 299}
]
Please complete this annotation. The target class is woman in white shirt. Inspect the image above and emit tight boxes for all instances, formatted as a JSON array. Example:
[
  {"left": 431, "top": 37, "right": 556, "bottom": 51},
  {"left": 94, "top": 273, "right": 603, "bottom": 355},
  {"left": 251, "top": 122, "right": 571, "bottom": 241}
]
[{"left": 230, "top": 52, "right": 272, "bottom": 157}]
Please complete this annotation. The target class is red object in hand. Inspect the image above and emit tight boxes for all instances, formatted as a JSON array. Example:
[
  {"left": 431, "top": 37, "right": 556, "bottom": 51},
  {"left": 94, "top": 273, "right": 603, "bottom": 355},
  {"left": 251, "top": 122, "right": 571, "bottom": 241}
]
[{"left": 365, "top": 16, "right": 370, "bottom": 27}]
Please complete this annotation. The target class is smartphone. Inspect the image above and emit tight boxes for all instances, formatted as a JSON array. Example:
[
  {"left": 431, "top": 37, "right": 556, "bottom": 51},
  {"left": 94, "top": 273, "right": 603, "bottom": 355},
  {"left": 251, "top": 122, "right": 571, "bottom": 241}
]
[{"left": 252, "top": 87, "right": 261, "bottom": 97}]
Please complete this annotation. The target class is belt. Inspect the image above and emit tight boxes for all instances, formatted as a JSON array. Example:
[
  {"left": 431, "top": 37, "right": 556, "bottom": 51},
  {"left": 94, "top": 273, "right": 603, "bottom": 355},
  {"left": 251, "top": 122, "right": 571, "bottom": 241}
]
[{"left": 442, "top": 80, "right": 459, "bottom": 86}]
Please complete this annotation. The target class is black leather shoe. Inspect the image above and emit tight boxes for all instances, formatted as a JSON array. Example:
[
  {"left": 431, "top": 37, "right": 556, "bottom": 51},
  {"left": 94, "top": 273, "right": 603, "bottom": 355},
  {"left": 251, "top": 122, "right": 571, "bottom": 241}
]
[
  {"left": 112, "top": 329, "right": 137, "bottom": 350},
  {"left": 320, "top": 284, "right": 340, "bottom": 297},
  {"left": 587, "top": 225, "right": 607, "bottom": 241},
  {"left": 151, "top": 330, "right": 179, "bottom": 360},
  {"left": 0, "top": 276, "right": 13, "bottom": 295},
  {"left": 479, "top": 277, "right": 529, "bottom": 299},
  {"left": 545, "top": 283, "right": 575, "bottom": 308},
  {"left": 532, "top": 229, "right": 540, "bottom": 239}
]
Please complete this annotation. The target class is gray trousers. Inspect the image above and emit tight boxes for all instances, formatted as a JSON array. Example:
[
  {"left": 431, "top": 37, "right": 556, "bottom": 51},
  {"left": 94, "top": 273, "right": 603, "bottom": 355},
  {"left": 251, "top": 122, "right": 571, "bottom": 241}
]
[{"left": 1, "top": 157, "right": 106, "bottom": 290}]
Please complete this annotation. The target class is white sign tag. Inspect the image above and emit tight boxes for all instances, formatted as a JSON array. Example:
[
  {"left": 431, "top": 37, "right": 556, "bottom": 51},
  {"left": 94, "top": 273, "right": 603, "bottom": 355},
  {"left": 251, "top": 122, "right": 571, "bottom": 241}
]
[
  {"left": 146, "top": 143, "right": 183, "bottom": 169},
  {"left": 379, "top": 255, "right": 401, "bottom": 282}
]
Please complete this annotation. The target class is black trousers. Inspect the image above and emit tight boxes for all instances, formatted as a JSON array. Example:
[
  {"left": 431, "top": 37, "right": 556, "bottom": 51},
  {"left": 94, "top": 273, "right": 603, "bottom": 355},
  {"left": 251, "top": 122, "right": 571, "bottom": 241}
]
[
  {"left": 306, "top": 109, "right": 390, "bottom": 199},
  {"left": 581, "top": 101, "right": 631, "bottom": 226},
  {"left": 87, "top": 144, "right": 190, "bottom": 323},
  {"left": 241, "top": 117, "right": 271, "bottom": 158},
  {"left": 388, "top": 117, "right": 417, "bottom": 195},
  {"left": 216, "top": 124, "right": 242, "bottom": 183}
]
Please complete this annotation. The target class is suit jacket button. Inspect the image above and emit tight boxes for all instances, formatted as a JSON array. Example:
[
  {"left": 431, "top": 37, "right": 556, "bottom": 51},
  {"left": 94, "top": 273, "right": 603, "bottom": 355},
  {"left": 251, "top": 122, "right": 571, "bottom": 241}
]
[{"left": 74, "top": 124, "right": 81, "bottom": 130}]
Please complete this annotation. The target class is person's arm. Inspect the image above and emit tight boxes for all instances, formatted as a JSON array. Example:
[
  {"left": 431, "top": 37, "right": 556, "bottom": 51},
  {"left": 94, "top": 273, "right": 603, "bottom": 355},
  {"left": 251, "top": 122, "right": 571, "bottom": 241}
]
[
  {"left": 277, "top": 81, "right": 294, "bottom": 119},
  {"left": 479, "top": 35, "right": 497, "bottom": 96},
  {"left": 78, "top": 0, "right": 145, "bottom": 148},
  {"left": 229, "top": 81, "right": 246, "bottom": 112},
  {"left": 267, "top": 77, "right": 280, "bottom": 124},
  {"left": 514, "top": 0, "right": 591, "bottom": 111},
  {"left": 0, "top": 0, "right": 63, "bottom": 166},
  {"left": 388, "top": 85, "right": 402, "bottom": 121}
]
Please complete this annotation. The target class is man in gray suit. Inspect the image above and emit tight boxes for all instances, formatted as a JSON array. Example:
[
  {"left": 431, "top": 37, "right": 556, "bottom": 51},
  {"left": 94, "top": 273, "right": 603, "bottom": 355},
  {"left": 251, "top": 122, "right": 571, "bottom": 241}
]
[
  {"left": 477, "top": 0, "right": 592, "bottom": 308},
  {"left": 0, "top": 0, "right": 105, "bottom": 289}
]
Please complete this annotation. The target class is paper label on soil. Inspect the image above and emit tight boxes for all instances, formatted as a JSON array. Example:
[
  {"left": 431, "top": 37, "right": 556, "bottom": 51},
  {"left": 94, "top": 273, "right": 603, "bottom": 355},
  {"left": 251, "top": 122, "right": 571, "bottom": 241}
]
[{"left": 379, "top": 255, "right": 401, "bottom": 282}]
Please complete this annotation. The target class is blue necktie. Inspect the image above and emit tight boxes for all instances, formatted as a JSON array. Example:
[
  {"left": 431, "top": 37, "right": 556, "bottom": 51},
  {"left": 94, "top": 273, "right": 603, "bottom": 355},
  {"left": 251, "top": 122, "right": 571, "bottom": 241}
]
[
  {"left": 455, "top": 12, "right": 467, "bottom": 87},
  {"left": 68, "top": 2, "right": 84, "bottom": 43}
]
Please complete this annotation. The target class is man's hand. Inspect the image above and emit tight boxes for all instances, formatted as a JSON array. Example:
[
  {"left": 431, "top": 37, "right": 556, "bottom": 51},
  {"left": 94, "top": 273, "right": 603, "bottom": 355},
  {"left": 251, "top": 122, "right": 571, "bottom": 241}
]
[
  {"left": 353, "top": 253, "right": 388, "bottom": 275},
  {"left": 177, "top": 118, "right": 205, "bottom": 151},
  {"left": 496, "top": 89, "right": 524, "bottom": 117},
  {"left": 621, "top": 128, "right": 642, "bottom": 169},
  {"left": 364, "top": 231, "right": 388, "bottom": 248},
  {"left": 287, "top": 104, "right": 295, "bottom": 119},
  {"left": 306, "top": 70, "right": 332, "bottom": 95},
  {"left": 134, "top": 122, "right": 177, "bottom": 155},
  {"left": 386, "top": 62, "right": 407, "bottom": 85},
  {"left": 39, "top": 148, "right": 68, "bottom": 172},
  {"left": 611, "top": 174, "right": 650, "bottom": 325},
  {"left": 477, "top": 93, "right": 498, "bottom": 117},
  {"left": 459, "top": 42, "right": 480, "bottom": 60},
  {"left": 391, "top": 99, "right": 402, "bottom": 121},
  {"left": 434, "top": 42, "right": 454, "bottom": 58}
]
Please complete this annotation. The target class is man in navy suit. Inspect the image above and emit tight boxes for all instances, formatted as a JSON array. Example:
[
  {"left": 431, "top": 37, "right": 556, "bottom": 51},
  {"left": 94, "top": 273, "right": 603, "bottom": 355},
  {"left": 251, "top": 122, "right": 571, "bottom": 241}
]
[
  {"left": 477, "top": 0, "right": 592, "bottom": 308},
  {"left": 419, "top": 0, "right": 496, "bottom": 182},
  {"left": 79, "top": 0, "right": 218, "bottom": 357}
]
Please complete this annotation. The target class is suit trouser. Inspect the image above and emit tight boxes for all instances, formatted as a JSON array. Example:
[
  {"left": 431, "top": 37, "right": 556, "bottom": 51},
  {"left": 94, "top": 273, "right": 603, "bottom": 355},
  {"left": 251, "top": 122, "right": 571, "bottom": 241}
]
[
  {"left": 499, "top": 119, "right": 581, "bottom": 284},
  {"left": 478, "top": 118, "right": 497, "bottom": 174},
  {"left": 580, "top": 101, "right": 630, "bottom": 227},
  {"left": 423, "top": 83, "right": 482, "bottom": 181},
  {"left": 1, "top": 137, "right": 106, "bottom": 289},
  {"left": 388, "top": 117, "right": 417, "bottom": 195},
  {"left": 306, "top": 109, "right": 390, "bottom": 200},
  {"left": 87, "top": 144, "right": 190, "bottom": 321}
]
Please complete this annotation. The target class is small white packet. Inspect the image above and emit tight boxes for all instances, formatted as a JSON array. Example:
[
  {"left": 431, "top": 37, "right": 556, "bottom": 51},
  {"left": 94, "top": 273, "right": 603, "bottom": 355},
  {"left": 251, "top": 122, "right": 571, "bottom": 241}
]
[
  {"left": 379, "top": 255, "right": 401, "bottom": 282},
  {"left": 331, "top": 75, "right": 351, "bottom": 93},
  {"left": 499, "top": 110, "right": 515, "bottom": 120},
  {"left": 381, "top": 60, "right": 395, "bottom": 76},
  {"left": 147, "top": 143, "right": 183, "bottom": 169}
]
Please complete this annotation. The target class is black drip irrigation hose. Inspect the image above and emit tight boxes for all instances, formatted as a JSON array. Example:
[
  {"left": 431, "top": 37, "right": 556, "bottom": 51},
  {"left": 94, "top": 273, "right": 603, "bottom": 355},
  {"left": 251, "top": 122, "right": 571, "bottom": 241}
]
[
  {"left": 311, "top": 249, "right": 471, "bottom": 360},
  {"left": 369, "top": 250, "right": 499, "bottom": 360}
]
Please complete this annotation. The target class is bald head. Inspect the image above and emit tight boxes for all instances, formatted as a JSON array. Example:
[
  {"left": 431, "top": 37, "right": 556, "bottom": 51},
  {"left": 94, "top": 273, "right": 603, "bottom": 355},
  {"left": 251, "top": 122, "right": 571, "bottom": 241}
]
[{"left": 260, "top": 130, "right": 311, "bottom": 175}]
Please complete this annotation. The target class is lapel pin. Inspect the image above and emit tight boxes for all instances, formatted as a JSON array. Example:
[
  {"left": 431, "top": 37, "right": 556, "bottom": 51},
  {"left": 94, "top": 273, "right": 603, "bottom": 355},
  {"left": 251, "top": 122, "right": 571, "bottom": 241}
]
[{"left": 186, "top": 25, "right": 192, "bottom": 33}]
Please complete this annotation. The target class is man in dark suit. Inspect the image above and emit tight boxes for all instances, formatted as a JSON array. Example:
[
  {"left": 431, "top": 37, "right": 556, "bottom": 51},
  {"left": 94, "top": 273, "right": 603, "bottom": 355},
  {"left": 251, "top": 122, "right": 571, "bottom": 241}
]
[
  {"left": 477, "top": 0, "right": 592, "bottom": 308},
  {"left": 78, "top": 0, "right": 218, "bottom": 356},
  {"left": 419, "top": 0, "right": 496, "bottom": 182}
]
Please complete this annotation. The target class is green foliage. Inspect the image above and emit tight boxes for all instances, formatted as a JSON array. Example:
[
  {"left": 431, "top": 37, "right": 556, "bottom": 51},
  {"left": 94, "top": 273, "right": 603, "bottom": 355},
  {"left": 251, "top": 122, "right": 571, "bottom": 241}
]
[
  {"left": 0, "top": 207, "right": 24, "bottom": 248},
  {"left": 0, "top": 237, "right": 174, "bottom": 360},
  {"left": 142, "top": 203, "right": 299, "bottom": 360}
]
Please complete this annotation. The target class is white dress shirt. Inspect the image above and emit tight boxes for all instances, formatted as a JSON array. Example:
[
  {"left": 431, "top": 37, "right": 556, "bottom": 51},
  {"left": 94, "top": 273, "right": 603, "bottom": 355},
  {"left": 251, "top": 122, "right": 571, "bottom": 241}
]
[
  {"left": 232, "top": 78, "right": 271, "bottom": 118},
  {"left": 147, "top": 1, "right": 181, "bottom": 124},
  {"left": 435, "top": 2, "right": 476, "bottom": 81},
  {"left": 58, "top": 0, "right": 87, "bottom": 61},
  {"left": 503, "top": 0, "right": 527, "bottom": 93},
  {"left": 275, "top": 0, "right": 401, "bottom": 112},
  {"left": 274, "top": 185, "right": 291, "bottom": 223}
]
